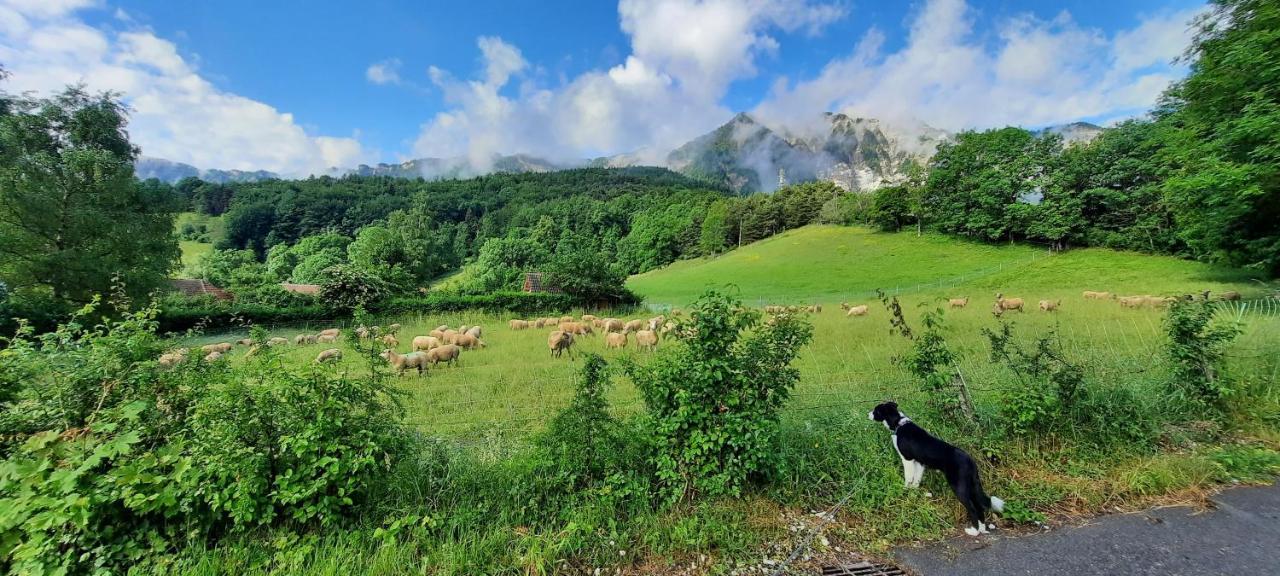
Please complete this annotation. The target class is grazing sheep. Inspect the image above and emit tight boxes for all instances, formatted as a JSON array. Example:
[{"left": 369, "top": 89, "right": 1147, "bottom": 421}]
[
  {"left": 236, "top": 338, "right": 253, "bottom": 346},
  {"left": 465, "top": 326, "right": 482, "bottom": 338},
  {"left": 1220, "top": 291, "right": 1242, "bottom": 301},
  {"left": 441, "top": 329, "right": 459, "bottom": 344},
  {"left": 623, "top": 319, "right": 646, "bottom": 333},
  {"left": 559, "top": 315, "right": 574, "bottom": 324},
  {"left": 355, "top": 326, "right": 371, "bottom": 339},
  {"left": 454, "top": 333, "right": 486, "bottom": 350},
  {"left": 807, "top": 304, "right": 822, "bottom": 313},
  {"left": 294, "top": 334, "right": 318, "bottom": 345},
  {"left": 1082, "top": 291, "right": 1113, "bottom": 300},
  {"left": 991, "top": 302, "right": 1005, "bottom": 317},
  {"left": 948, "top": 297, "right": 969, "bottom": 308},
  {"left": 636, "top": 329, "right": 659, "bottom": 351},
  {"left": 381, "top": 334, "right": 399, "bottom": 348},
  {"left": 581, "top": 314, "right": 598, "bottom": 324},
  {"left": 846, "top": 305, "right": 869, "bottom": 317},
  {"left": 1118, "top": 296, "right": 1146, "bottom": 308},
  {"left": 601, "top": 318, "right": 625, "bottom": 333},
  {"left": 435, "top": 324, "right": 450, "bottom": 332},
  {"left": 158, "top": 348, "right": 189, "bottom": 368},
  {"left": 429, "top": 328, "right": 446, "bottom": 340},
  {"left": 509, "top": 319, "right": 529, "bottom": 330},
  {"left": 317, "top": 334, "right": 338, "bottom": 344},
  {"left": 559, "top": 321, "right": 592, "bottom": 336},
  {"left": 387, "top": 323, "right": 402, "bottom": 334},
  {"left": 1039, "top": 299, "right": 1061, "bottom": 312},
  {"left": 412, "top": 335, "right": 442, "bottom": 352},
  {"left": 315, "top": 348, "right": 342, "bottom": 364},
  {"left": 994, "top": 293, "right": 1025, "bottom": 312},
  {"left": 267, "top": 337, "right": 289, "bottom": 347},
  {"left": 605, "top": 332, "right": 628, "bottom": 349},
  {"left": 427, "top": 344, "right": 461, "bottom": 367},
  {"left": 201, "top": 342, "right": 233, "bottom": 354},
  {"left": 380, "top": 349, "right": 429, "bottom": 376},
  {"left": 839, "top": 302, "right": 851, "bottom": 311},
  {"left": 548, "top": 331, "right": 575, "bottom": 358},
  {"left": 647, "top": 315, "right": 666, "bottom": 331},
  {"left": 203, "top": 350, "right": 224, "bottom": 363},
  {"left": 318, "top": 328, "right": 341, "bottom": 338}
]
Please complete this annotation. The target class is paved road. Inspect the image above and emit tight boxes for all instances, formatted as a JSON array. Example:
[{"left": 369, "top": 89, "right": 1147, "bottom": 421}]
[{"left": 892, "top": 481, "right": 1280, "bottom": 576}]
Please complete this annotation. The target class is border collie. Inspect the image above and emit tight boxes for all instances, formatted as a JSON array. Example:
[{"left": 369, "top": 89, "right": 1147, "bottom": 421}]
[{"left": 869, "top": 402, "right": 1004, "bottom": 536}]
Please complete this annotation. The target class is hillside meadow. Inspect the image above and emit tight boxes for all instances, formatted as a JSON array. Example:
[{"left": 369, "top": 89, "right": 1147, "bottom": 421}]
[{"left": 162, "top": 226, "right": 1280, "bottom": 573}]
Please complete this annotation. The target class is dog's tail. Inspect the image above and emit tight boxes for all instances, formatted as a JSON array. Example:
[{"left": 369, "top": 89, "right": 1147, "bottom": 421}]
[{"left": 989, "top": 495, "right": 1005, "bottom": 513}]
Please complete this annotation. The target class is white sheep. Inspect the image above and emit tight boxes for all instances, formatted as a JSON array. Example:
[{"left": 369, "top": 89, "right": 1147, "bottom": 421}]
[
  {"left": 380, "top": 349, "right": 429, "bottom": 376},
  {"left": 427, "top": 344, "right": 461, "bottom": 367},
  {"left": 412, "top": 335, "right": 441, "bottom": 352},
  {"left": 315, "top": 348, "right": 342, "bottom": 364},
  {"left": 548, "top": 331, "right": 574, "bottom": 358}
]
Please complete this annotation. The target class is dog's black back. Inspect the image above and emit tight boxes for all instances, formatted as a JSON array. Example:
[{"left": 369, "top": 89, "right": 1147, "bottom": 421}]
[{"left": 870, "top": 402, "right": 1002, "bottom": 534}]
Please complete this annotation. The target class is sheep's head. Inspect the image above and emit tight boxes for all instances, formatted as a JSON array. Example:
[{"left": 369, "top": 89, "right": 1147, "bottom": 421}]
[{"left": 379, "top": 349, "right": 392, "bottom": 360}]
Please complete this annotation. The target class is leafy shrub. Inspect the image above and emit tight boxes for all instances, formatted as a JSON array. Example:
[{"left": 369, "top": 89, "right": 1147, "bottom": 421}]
[
  {"left": 627, "top": 291, "right": 812, "bottom": 501},
  {"left": 0, "top": 300, "right": 406, "bottom": 574},
  {"left": 985, "top": 321, "right": 1155, "bottom": 446},
  {"left": 534, "top": 354, "right": 636, "bottom": 494},
  {"left": 985, "top": 322, "right": 1084, "bottom": 436},
  {"left": 880, "top": 293, "right": 976, "bottom": 425},
  {"left": 1164, "top": 298, "right": 1242, "bottom": 408},
  {"left": 319, "top": 264, "right": 400, "bottom": 310}
]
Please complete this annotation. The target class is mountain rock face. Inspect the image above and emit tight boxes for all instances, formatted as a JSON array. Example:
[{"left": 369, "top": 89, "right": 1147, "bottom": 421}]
[
  {"left": 666, "top": 112, "right": 948, "bottom": 194},
  {"left": 135, "top": 157, "right": 280, "bottom": 184}
]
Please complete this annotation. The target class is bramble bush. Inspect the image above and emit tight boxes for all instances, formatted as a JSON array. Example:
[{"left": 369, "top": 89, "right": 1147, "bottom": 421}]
[
  {"left": 0, "top": 299, "right": 406, "bottom": 574},
  {"left": 1164, "top": 298, "right": 1241, "bottom": 409},
  {"left": 627, "top": 291, "right": 812, "bottom": 501},
  {"left": 879, "top": 292, "right": 976, "bottom": 425}
]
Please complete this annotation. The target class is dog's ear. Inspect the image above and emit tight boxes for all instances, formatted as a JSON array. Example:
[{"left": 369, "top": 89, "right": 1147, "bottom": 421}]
[{"left": 885, "top": 401, "right": 898, "bottom": 412}]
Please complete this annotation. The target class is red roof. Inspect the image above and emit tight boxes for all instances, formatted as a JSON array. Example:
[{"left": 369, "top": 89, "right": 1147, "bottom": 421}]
[{"left": 169, "top": 279, "right": 233, "bottom": 301}]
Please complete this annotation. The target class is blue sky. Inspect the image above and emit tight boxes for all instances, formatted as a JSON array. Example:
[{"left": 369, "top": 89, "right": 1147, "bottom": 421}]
[{"left": 1, "top": 0, "right": 1206, "bottom": 175}]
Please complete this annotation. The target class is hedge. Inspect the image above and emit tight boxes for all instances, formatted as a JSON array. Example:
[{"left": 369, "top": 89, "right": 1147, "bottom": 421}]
[{"left": 154, "top": 291, "right": 629, "bottom": 334}]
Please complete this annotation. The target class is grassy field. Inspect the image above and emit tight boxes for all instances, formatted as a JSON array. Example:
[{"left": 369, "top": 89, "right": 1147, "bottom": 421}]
[
  {"left": 173, "top": 225, "right": 1280, "bottom": 574},
  {"left": 181, "top": 224, "right": 1279, "bottom": 441},
  {"left": 628, "top": 226, "right": 1267, "bottom": 306},
  {"left": 175, "top": 212, "right": 224, "bottom": 276}
]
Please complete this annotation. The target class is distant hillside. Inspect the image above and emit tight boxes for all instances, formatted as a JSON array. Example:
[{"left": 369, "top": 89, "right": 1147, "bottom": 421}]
[
  {"left": 135, "top": 157, "right": 280, "bottom": 184},
  {"left": 626, "top": 225, "right": 1259, "bottom": 305},
  {"left": 666, "top": 112, "right": 948, "bottom": 194}
]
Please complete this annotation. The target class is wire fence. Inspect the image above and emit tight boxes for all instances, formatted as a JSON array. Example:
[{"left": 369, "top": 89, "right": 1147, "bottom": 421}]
[{"left": 643, "top": 250, "right": 1054, "bottom": 312}]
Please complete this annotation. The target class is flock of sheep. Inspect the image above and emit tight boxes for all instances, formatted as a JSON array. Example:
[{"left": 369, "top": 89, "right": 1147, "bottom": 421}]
[
  {"left": 510, "top": 314, "right": 672, "bottom": 358},
  {"left": 160, "top": 287, "right": 1246, "bottom": 373}
]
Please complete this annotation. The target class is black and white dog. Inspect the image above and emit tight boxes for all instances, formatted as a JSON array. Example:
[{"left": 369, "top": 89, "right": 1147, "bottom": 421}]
[{"left": 869, "top": 402, "right": 1004, "bottom": 536}]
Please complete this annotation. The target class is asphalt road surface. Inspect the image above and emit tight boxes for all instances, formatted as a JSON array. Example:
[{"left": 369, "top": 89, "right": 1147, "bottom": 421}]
[{"left": 892, "top": 481, "right": 1279, "bottom": 576}]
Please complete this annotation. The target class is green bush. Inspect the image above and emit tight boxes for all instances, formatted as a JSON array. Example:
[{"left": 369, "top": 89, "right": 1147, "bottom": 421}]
[
  {"left": 627, "top": 291, "right": 812, "bottom": 501},
  {"left": 0, "top": 301, "right": 406, "bottom": 574},
  {"left": 1164, "top": 298, "right": 1242, "bottom": 408}
]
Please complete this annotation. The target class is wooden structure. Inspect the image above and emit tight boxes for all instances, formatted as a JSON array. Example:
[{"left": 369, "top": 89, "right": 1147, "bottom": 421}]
[
  {"left": 521, "top": 271, "right": 560, "bottom": 293},
  {"left": 169, "top": 278, "right": 233, "bottom": 301},
  {"left": 279, "top": 283, "right": 322, "bottom": 296}
]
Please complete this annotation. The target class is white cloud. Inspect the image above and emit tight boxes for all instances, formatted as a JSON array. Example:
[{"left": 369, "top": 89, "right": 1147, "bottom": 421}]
[
  {"left": 0, "top": 0, "right": 371, "bottom": 176},
  {"left": 753, "top": 0, "right": 1205, "bottom": 133},
  {"left": 365, "top": 58, "right": 402, "bottom": 85},
  {"left": 411, "top": 0, "right": 845, "bottom": 165}
]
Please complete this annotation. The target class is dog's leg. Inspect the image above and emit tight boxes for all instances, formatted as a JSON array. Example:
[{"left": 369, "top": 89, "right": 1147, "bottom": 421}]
[
  {"left": 901, "top": 457, "right": 915, "bottom": 489},
  {"left": 911, "top": 461, "right": 926, "bottom": 489}
]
